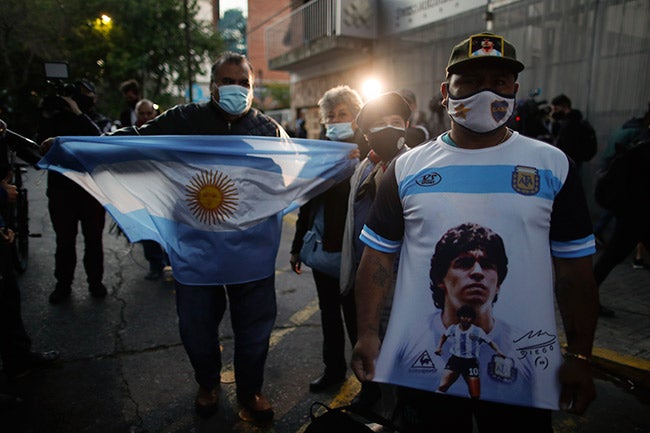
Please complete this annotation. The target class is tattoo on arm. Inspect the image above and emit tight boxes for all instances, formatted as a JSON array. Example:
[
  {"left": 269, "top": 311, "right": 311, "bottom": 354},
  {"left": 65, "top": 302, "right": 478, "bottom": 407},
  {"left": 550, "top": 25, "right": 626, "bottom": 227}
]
[{"left": 370, "top": 255, "right": 393, "bottom": 289}]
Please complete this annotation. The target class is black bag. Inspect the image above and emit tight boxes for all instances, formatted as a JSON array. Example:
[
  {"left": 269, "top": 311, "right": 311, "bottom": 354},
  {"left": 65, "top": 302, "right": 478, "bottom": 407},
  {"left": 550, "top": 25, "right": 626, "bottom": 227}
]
[
  {"left": 304, "top": 402, "right": 397, "bottom": 433},
  {"left": 594, "top": 137, "right": 649, "bottom": 212},
  {"left": 577, "top": 119, "right": 598, "bottom": 162}
]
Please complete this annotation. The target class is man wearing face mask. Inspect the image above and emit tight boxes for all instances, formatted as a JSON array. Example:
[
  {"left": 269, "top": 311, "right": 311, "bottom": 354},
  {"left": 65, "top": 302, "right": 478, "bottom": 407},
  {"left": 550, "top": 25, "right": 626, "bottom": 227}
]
[
  {"left": 351, "top": 33, "right": 598, "bottom": 432},
  {"left": 37, "top": 80, "right": 107, "bottom": 305},
  {"left": 339, "top": 91, "right": 411, "bottom": 411},
  {"left": 109, "top": 52, "right": 284, "bottom": 423},
  {"left": 341, "top": 91, "right": 411, "bottom": 298}
]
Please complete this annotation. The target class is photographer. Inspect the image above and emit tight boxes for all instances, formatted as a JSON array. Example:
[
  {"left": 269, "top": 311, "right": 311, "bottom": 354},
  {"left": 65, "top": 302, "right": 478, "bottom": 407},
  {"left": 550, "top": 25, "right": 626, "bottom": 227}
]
[
  {"left": 36, "top": 80, "right": 107, "bottom": 304},
  {"left": 0, "top": 119, "right": 59, "bottom": 409}
]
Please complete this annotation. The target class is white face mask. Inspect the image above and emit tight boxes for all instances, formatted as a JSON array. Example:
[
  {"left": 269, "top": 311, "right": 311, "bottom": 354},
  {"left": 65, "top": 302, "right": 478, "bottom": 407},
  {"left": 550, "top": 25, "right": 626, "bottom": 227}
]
[
  {"left": 447, "top": 89, "right": 515, "bottom": 134},
  {"left": 325, "top": 122, "right": 355, "bottom": 141},
  {"left": 215, "top": 84, "right": 252, "bottom": 115}
]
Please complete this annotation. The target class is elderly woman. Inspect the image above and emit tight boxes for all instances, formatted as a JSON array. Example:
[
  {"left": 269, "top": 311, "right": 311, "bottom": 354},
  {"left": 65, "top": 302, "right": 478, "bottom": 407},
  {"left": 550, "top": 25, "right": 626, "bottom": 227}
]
[{"left": 290, "top": 85, "right": 368, "bottom": 392}]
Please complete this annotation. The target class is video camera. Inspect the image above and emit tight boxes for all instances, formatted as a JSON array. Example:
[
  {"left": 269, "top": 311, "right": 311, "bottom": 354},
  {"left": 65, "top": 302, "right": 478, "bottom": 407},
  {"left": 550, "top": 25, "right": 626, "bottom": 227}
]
[
  {"left": 509, "top": 88, "right": 552, "bottom": 142},
  {"left": 42, "top": 62, "right": 82, "bottom": 112}
]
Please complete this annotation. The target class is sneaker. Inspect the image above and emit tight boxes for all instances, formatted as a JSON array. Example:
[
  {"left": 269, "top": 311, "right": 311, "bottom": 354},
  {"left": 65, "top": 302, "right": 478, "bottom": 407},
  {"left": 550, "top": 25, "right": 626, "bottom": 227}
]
[
  {"left": 237, "top": 391, "right": 274, "bottom": 424},
  {"left": 89, "top": 283, "right": 107, "bottom": 298},
  {"left": 632, "top": 258, "right": 649, "bottom": 270},
  {"left": 49, "top": 284, "right": 71, "bottom": 304},
  {"left": 163, "top": 265, "right": 174, "bottom": 282},
  {"left": 195, "top": 385, "right": 220, "bottom": 418}
]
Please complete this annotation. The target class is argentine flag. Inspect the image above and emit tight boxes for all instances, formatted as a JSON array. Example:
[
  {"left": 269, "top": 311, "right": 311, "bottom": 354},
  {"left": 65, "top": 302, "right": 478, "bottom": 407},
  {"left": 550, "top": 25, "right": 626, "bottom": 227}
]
[{"left": 39, "top": 135, "right": 357, "bottom": 285}]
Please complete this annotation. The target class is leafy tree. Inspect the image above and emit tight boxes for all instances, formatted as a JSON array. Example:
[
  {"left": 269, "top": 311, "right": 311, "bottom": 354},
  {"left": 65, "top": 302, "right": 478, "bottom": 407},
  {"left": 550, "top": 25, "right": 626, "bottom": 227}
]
[
  {"left": 220, "top": 9, "right": 247, "bottom": 55},
  {"left": 0, "top": 0, "right": 222, "bottom": 136}
]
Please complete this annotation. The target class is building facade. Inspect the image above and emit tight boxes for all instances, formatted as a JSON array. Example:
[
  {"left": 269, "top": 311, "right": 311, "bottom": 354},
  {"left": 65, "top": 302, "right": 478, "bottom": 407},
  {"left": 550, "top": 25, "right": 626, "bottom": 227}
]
[{"left": 266, "top": 0, "right": 649, "bottom": 195}]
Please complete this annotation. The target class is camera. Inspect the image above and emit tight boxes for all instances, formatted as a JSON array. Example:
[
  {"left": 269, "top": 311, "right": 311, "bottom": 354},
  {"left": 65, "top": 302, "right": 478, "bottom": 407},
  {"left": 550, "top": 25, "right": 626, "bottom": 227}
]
[{"left": 42, "top": 62, "right": 80, "bottom": 111}]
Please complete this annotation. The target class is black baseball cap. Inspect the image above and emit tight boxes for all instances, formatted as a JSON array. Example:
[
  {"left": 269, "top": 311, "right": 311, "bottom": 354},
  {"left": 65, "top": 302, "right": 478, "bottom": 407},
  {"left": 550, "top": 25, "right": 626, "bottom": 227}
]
[
  {"left": 355, "top": 92, "right": 411, "bottom": 133},
  {"left": 446, "top": 32, "right": 524, "bottom": 74}
]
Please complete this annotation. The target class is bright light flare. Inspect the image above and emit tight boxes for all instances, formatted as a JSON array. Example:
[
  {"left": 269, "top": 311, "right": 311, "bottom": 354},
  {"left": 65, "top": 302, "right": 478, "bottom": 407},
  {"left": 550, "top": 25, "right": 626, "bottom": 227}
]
[{"left": 361, "top": 78, "right": 383, "bottom": 101}]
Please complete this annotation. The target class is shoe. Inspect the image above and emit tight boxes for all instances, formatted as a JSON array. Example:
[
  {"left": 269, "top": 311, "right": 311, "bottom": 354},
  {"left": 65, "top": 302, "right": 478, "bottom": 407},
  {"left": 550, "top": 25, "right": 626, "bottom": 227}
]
[
  {"left": 599, "top": 304, "right": 615, "bottom": 317},
  {"left": 49, "top": 284, "right": 71, "bottom": 304},
  {"left": 195, "top": 385, "right": 220, "bottom": 418},
  {"left": 144, "top": 268, "right": 164, "bottom": 280},
  {"left": 89, "top": 283, "right": 107, "bottom": 298},
  {"left": 4, "top": 350, "right": 60, "bottom": 380},
  {"left": 163, "top": 265, "right": 174, "bottom": 282},
  {"left": 309, "top": 371, "right": 346, "bottom": 392},
  {"left": 237, "top": 391, "right": 274, "bottom": 423},
  {"left": 632, "top": 258, "right": 649, "bottom": 270}
]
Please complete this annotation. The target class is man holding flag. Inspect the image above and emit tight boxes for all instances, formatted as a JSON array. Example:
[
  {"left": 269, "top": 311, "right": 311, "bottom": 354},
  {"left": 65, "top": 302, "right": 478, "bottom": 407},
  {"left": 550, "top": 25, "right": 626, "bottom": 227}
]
[{"left": 40, "top": 52, "right": 356, "bottom": 424}]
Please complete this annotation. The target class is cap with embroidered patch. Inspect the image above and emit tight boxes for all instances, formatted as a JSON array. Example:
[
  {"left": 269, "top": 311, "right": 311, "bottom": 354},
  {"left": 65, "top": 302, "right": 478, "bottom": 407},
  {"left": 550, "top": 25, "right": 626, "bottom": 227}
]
[{"left": 446, "top": 32, "right": 524, "bottom": 74}]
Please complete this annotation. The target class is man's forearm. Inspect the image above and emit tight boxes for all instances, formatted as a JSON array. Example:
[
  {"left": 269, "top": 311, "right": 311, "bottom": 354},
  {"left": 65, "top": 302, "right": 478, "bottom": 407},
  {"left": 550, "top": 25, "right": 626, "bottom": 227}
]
[
  {"left": 355, "top": 247, "right": 396, "bottom": 339},
  {"left": 554, "top": 256, "right": 599, "bottom": 356}
]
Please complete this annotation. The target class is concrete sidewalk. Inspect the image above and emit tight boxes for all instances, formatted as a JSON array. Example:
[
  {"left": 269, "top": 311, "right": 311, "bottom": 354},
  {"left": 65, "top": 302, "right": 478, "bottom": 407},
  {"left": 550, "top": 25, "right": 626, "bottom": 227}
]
[{"left": 566, "top": 250, "right": 650, "bottom": 390}]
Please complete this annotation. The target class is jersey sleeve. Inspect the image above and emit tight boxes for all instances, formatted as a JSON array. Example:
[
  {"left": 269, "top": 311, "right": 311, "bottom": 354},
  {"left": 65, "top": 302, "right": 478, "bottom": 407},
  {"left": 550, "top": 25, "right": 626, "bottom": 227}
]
[
  {"left": 549, "top": 158, "right": 596, "bottom": 258},
  {"left": 359, "top": 162, "right": 405, "bottom": 253}
]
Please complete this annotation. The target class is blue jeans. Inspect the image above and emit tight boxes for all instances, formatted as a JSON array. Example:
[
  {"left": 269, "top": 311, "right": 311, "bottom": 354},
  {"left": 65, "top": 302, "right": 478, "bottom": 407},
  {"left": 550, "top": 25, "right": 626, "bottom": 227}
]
[{"left": 175, "top": 275, "right": 277, "bottom": 394}]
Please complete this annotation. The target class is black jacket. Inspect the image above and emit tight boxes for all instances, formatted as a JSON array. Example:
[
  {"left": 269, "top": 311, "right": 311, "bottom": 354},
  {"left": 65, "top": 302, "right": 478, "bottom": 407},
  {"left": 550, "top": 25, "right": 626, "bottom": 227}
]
[{"left": 119, "top": 101, "right": 281, "bottom": 137}]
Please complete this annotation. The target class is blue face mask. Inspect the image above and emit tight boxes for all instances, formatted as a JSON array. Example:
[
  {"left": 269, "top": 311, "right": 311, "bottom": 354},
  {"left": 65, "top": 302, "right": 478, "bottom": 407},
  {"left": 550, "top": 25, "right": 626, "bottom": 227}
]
[
  {"left": 325, "top": 122, "right": 354, "bottom": 141},
  {"left": 215, "top": 84, "right": 251, "bottom": 115}
]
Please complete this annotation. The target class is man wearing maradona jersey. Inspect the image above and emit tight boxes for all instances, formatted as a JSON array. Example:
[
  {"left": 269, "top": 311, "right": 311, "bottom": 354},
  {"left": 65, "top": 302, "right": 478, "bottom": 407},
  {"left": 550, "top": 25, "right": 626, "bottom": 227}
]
[{"left": 351, "top": 32, "right": 598, "bottom": 433}]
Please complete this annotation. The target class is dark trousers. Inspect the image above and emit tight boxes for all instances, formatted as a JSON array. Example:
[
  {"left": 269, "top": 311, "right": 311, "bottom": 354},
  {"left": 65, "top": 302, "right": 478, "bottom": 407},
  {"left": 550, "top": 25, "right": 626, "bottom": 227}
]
[
  {"left": 312, "top": 269, "right": 357, "bottom": 375},
  {"left": 395, "top": 386, "right": 552, "bottom": 433},
  {"left": 47, "top": 187, "right": 105, "bottom": 287},
  {"left": 175, "top": 274, "right": 277, "bottom": 395},
  {"left": 594, "top": 215, "right": 650, "bottom": 286},
  {"left": 142, "top": 240, "right": 168, "bottom": 271},
  {"left": 0, "top": 242, "right": 31, "bottom": 370}
]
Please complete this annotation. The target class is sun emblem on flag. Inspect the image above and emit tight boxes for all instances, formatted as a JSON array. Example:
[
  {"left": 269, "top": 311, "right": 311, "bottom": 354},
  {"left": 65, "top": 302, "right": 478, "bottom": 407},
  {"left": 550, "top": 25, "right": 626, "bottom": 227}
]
[{"left": 185, "top": 169, "right": 238, "bottom": 224}]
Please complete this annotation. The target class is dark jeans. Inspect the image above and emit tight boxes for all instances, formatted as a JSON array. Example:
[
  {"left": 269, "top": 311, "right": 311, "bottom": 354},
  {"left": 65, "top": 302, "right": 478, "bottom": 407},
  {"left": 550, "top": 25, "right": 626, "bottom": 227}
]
[
  {"left": 395, "top": 386, "right": 552, "bottom": 433},
  {"left": 312, "top": 269, "right": 357, "bottom": 376},
  {"left": 0, "top": 242, "right": 31, "bottom": 370},
  {"left": 47, "top": 187, "right": 105, "bottom": 287},
  {"left": 175, "top": 274, "right": 276, "bottom": 394},
  {"left": 141, "top": 240, "right": 168, "bottom": 271},
  {"left": 594, "top": 215, "right": 650, "bottom": 286}
]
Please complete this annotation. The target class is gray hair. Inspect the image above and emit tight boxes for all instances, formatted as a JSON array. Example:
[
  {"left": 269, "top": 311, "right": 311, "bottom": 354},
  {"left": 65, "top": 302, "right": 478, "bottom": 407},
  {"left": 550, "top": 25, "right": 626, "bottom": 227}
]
[{"left": 318, "top": 85, "right": 363, "bottom": 123}]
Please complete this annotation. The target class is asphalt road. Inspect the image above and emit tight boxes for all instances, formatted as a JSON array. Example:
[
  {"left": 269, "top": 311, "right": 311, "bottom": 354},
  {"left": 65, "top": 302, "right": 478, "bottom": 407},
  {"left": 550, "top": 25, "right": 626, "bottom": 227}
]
[{"left": 1, "top": 166, "right": 649, "bottom": 433}]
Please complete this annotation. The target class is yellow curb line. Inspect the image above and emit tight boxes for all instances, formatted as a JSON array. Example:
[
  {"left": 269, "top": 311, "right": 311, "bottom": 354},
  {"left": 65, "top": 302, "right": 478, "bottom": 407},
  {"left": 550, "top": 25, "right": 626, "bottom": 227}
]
[{"left": 591, "top": 346, "right": 650, "bottom": 372}]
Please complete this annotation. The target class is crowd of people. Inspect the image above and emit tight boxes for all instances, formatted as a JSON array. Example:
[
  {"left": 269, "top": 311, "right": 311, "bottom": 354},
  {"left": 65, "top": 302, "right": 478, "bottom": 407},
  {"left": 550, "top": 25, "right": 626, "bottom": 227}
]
[{"left": 0, "top": 30, "right": 647, "bottom": 432}]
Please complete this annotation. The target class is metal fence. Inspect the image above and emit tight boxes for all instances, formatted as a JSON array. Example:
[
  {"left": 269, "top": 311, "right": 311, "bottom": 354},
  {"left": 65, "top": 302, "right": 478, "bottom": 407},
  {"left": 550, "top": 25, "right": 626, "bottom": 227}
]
[{"left": 265, "top": 0, "right": 337, "bottom": 61}]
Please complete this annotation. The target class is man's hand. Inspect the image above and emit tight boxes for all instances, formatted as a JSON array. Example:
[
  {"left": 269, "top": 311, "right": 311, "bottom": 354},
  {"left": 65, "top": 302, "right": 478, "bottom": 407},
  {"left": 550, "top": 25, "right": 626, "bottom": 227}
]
[
  {"left": 39, "top": 137, "right": 56, "bottom": 156},
  {"left": 290, "top": 253, "right": 302, "bottom": 274},
  {"left": 1, "top": 227, "right": 15, "bottom": 244},
  {"left": 61, "top": 96, "right": 83, "bottom": 116},
  {"left": 558, "top": 357, "right": 596, "bottom": 414},
  {"left": 348, "top": 148, "right": 361, "bottom": 160},
  {"left": 351, "top": 334, "right": 380, "bottom": 382},
  {"left": 1, "top": 173, "right": 17, "bottom": 202}
]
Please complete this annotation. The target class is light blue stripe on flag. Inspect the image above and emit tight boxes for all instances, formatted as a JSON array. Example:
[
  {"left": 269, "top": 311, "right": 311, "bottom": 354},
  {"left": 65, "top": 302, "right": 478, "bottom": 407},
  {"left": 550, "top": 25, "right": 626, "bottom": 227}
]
[{"left": 39, "top": 135, "right": 357, "bottom": 285}]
